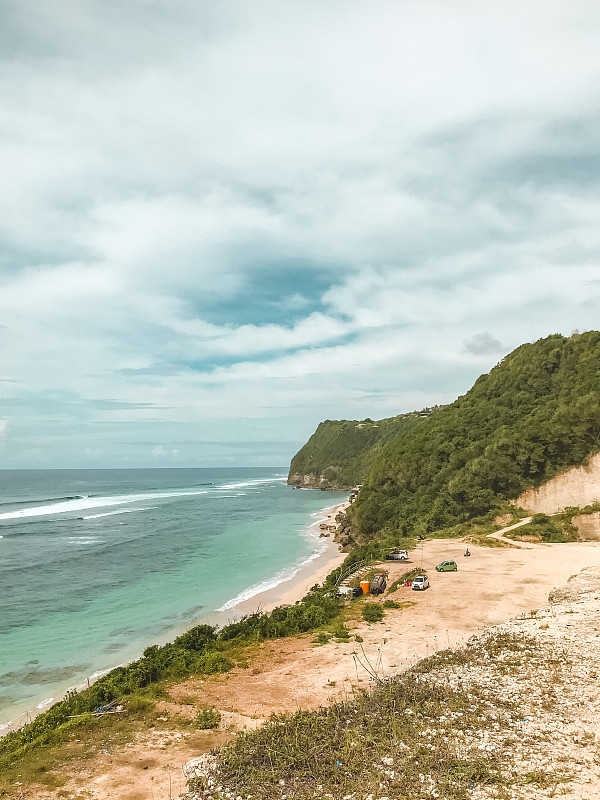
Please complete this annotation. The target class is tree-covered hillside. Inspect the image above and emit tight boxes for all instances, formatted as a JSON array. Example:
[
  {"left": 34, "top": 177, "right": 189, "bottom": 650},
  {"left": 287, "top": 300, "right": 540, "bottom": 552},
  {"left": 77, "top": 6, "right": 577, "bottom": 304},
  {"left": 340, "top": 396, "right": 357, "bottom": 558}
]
[
  {"left": 348, "top": 331, "right": 600, "bottom": 539},
  {"left": 288, "top": 411, "right": 436, "bottom": 489}
]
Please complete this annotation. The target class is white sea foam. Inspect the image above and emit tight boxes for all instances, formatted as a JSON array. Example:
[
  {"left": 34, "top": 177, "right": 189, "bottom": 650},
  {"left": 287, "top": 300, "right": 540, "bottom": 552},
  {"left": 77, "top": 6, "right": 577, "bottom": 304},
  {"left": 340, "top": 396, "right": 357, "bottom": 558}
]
[
  {"left": 89, "top": 667, "right": 114, "bottom": 681},
  {"left": 215, "top": 547, "right": 325, "bottom": 612},
  {"left": 0, "top": 491, "right": 207, "bottom": 520},
  {"left": 216, "top": 501, "right": 343, "bottom": 610},
  {"left": 36, "top": 697, "right": 54, "bottom": 710},
  {"left": 67, "top": 536, "right": 103, "bottom": 546},
  {"left": 218, "top": 499, "right": 345, "bottom": 611},
  {"left": 83, "top": 506, "right": 157, "bottom": 520},
  {"left": 217, "top": 477, "right": 286, "bottom": 490}
]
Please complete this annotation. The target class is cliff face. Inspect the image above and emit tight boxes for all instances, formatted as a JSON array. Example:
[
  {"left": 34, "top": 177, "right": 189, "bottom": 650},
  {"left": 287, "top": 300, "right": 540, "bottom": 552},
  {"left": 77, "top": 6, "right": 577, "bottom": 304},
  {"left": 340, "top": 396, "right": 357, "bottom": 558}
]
[
  {"left": 287, "top": 471, "right": 336, "bottom": 489},
  {"left": 287, "top": 413, "right": 432, "bottom": 490},
  {"left": 516, "top": 452, "right": 600, "bottom": 514}
]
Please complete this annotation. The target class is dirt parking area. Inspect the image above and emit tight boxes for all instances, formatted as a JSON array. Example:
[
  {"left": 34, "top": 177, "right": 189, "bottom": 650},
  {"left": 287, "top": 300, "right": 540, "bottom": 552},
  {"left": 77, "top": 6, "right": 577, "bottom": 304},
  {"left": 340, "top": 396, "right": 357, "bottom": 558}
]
[{"left": 6, "top": 536, "right": 600, "bottom": 800}]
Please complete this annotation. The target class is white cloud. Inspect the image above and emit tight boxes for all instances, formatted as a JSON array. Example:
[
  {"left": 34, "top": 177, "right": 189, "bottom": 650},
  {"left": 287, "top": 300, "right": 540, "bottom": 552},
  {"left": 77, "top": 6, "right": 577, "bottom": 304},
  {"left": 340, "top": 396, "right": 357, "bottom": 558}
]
[
  {"left": 0, "top": 419, "right": 8, "bottom": 448},
  {"left": 1, "top": 1, "right": 599, "bottom": 466}
]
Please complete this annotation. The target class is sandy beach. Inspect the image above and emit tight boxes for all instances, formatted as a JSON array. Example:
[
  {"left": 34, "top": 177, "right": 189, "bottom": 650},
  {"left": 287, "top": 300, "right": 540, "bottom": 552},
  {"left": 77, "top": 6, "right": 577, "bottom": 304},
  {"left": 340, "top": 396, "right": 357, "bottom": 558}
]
[
  {"left": 9, "top": 519, "right": 600, "bottom": 800},
  {"left": 234, "top": 500, "right": 349, "bottom": 615},
  {"left": 0, "top": 498, "right": 350, "bottom": 739}
]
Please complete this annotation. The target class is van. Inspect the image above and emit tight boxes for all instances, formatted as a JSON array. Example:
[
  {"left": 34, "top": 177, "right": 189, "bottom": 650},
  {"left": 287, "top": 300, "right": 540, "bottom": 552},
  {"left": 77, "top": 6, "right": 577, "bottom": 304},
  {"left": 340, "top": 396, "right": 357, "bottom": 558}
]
[{"left": 369, "top": 573, "right": 387, "bottom": 595}]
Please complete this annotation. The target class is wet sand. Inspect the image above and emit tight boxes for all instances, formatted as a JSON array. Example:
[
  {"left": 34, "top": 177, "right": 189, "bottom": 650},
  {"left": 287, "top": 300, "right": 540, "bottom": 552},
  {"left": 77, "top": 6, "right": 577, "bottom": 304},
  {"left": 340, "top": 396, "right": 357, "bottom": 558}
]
[{"left": 234, "top": 501, "right": 349, "bottom": 614}]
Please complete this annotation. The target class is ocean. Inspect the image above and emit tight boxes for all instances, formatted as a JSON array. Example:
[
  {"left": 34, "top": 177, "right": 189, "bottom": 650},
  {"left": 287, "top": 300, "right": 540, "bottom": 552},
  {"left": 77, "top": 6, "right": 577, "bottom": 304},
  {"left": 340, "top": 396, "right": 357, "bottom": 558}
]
[{"left": 0, "top": 468, "right": 346, "bottom": 731}]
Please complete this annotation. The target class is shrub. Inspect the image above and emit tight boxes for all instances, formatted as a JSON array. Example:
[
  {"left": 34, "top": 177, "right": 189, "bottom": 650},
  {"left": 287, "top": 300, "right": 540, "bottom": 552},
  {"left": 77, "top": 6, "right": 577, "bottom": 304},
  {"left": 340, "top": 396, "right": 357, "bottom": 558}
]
[
  {"left": 332, "top": 624, "right": 350, "bottom": 640},
  {"left": 532, "top": 513, "right": 550, "bottom": 524},
  {"left": 124, "top": 695, "right": 153, "bottom": 713},
  {"left": 362, "top": 604, "right": 384, "bottom": 623},
  {"left": 174, "top": 624, "right": 218, "bottom": 652},
  {"left": 196, "top": 651, "right": 233, "bottom": 674},
  {"left": 196, "top": 707, "right": 221, "bottom": 729}
]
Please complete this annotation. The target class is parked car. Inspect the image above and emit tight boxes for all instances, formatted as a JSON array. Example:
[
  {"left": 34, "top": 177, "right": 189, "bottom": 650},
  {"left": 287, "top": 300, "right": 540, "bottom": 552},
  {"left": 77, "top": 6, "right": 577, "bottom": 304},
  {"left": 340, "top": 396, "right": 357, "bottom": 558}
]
[
  {"left": 386, "top": 550, "right": 408, "bottom": 561},
  {"left": 411, "top": 575, "right": 429, "bottom": 591},
  {"left": 436, "top": 560, "right": 457, "bottom": 572},
  {"left": 352, "top": 586, "right": 364, "bottom": 597},
  {"left": 369, "top": 573, "right": 387, "bottom": 595}
]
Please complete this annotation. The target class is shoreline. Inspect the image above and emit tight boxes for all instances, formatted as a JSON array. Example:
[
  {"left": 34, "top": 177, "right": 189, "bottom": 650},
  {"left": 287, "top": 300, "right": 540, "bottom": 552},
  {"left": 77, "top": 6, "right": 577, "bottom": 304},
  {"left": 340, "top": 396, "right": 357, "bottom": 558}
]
[
  {"left": 234, "top": 500, "right": 349, "bottom": 614},
  {"left": 0, "top": 496, "right": 350, "bottom": 738}
]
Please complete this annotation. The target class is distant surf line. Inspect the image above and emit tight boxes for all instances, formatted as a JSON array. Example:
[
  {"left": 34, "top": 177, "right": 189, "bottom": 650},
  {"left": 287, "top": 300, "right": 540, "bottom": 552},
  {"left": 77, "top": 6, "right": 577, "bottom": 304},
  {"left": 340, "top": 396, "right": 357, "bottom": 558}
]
[{"left": 0, "top": 477, "right": 287, "bottom": 521}]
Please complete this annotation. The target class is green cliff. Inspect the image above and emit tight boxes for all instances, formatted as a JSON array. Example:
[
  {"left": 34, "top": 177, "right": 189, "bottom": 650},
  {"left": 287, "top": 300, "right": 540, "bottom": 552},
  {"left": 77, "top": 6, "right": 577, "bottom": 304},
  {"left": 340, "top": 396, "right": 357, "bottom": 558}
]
[
  {"left": 287, "top": 411, "right": 439, "bottom": 489},
  {"left": 349, "top": 331, "right": 600, "bottom": 540}
]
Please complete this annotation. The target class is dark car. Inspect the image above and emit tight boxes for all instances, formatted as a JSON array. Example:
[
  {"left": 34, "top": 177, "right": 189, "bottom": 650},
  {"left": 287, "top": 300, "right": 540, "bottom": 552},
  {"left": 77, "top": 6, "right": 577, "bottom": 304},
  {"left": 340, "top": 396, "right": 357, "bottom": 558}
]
[
  {"left": 369, "top": 573, "right": 387, "bottom": 595},
  {"left": 352, "top": 586, "right": 364, "bottom": 597}
]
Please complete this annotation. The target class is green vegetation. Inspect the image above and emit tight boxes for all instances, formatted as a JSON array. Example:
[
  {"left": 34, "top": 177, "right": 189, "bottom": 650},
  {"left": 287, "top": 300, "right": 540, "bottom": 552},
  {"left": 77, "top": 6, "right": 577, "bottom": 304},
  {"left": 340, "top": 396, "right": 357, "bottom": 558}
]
[
  {"left": 189, "top": 632, "right": 534, "bottom": 800},
  {"left": 0, "top": 587, "right": 344, "bottom": 770},
  {"left": 387, "top": 567, "right": 422, "bottom": 594},
  {"left": 195, "top": 707, "right": 221, "bottom": 729},
  {"left": 288, "top": 411, "right": 437, "bottom": 489},
  {"left": 361, "top": 603, "right": 384, "bottom": 622},
  {"left": 382, "top": 599, "right": 403, "bottom": 609},
  {"left": 349, "top": 332, "right": 600, "bottom": 539},
  {"left": 507, "top": 507, "right": 596, "bottom": 543}
]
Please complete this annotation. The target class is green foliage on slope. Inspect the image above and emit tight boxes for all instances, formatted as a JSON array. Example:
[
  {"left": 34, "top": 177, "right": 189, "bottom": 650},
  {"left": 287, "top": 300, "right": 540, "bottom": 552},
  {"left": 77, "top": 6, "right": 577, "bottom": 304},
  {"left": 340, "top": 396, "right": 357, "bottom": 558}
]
[
  {"left": 349, "top": 331, "right": 600, "bottom": 539},
  {"left": 288, "top": 412, "right": 432, "bottom": 489},
  {"left": 0, "top": 588, "right": 343, "bottom": 768},
  {"left": 188, "top": 633, "right": 530, "bottom": 799}
]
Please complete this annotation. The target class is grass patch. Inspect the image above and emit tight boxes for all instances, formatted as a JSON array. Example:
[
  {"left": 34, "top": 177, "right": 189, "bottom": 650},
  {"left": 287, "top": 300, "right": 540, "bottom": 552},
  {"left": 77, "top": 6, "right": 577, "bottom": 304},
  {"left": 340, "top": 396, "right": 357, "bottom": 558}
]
[
  {"left": 0, "top": 704, "right": 155, "bottom": 793},
  {"left": 190, "top": 633, "right": 527, "bottom": 800},
  {"left": 196, "top": 707, "right": 221, "bottom": 730},
  {"left": 507, "top": 513, "right": 577, "bottom": 543},
  {"left": 387, "top": 567, "right": 422, "bottom": 594},
  {"left": 361, "top": 604, "right": 384, "bottom": 623}
]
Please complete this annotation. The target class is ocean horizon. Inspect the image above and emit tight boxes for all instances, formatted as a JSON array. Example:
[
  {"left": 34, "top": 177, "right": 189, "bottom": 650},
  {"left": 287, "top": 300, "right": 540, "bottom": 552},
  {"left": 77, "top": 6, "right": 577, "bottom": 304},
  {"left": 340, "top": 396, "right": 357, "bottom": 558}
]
[{"left": 0, "top": 467, "right": 347, "bottom": 731}]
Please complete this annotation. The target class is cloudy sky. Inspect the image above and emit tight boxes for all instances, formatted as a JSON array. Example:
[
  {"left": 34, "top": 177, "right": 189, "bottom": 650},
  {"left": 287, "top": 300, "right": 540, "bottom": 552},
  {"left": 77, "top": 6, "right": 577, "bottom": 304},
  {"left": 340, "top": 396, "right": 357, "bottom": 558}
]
[{"left": 1, "top": 0, "right": 599, "bottom": 469}]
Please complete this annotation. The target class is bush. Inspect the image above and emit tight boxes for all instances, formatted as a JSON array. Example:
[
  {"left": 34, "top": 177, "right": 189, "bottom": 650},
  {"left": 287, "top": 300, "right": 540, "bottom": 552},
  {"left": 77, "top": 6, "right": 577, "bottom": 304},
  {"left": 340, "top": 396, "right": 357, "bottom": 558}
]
[
  {"left": 124, "top": 695, "right": 153, "bottom": 713},
  {"left": 196, "top": 651, "right": 233, "bottom": 674},
  {"left": 196, "top": 707, "right": 221, "bottom": 729},
  {"left": 332, "top": 624, "right": 350, "bottom": 641},
  {"left": 382, "top": 600, "right": 402, "bottom": 609},
  {"left": 362, "top": 604, "right": 384, "bottom": 623},
  {"left": 532, "top": 513, "right": 550, "bottom": 524},
  {"left": 174, "top": 624, "right": 218, "bottom": 652}
]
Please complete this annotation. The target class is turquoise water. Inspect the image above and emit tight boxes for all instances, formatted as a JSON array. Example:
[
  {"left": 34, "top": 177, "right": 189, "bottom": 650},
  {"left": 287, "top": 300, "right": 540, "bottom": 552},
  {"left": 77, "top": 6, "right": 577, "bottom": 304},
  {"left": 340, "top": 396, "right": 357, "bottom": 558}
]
[{"left": 0, "top": 468, "right": 346, "bottom": 730}]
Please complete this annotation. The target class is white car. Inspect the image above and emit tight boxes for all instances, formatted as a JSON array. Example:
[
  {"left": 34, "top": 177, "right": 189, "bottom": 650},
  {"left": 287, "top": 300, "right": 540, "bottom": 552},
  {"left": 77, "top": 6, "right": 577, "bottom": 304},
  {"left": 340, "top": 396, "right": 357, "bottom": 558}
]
[
  {"left": 412, "top": 575, "right": 429, "bottom": 591},
  {"left": 386, "top": 550, "right": 408, "bottom": 561}
]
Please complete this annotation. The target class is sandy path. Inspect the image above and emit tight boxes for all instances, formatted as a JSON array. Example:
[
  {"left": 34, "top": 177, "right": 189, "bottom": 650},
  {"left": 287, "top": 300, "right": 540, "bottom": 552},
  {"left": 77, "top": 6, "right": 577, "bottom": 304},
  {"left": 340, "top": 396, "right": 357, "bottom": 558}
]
[{"left": 487, "top": 516, "right": 533, "bottom": 545}]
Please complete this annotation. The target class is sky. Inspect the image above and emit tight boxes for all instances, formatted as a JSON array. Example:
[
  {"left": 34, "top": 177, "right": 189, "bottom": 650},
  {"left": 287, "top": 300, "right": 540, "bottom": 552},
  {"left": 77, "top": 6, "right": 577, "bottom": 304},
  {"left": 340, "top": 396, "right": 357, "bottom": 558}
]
[{"left": 1, "top": 0, "right": 599, "bottom": 469}]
